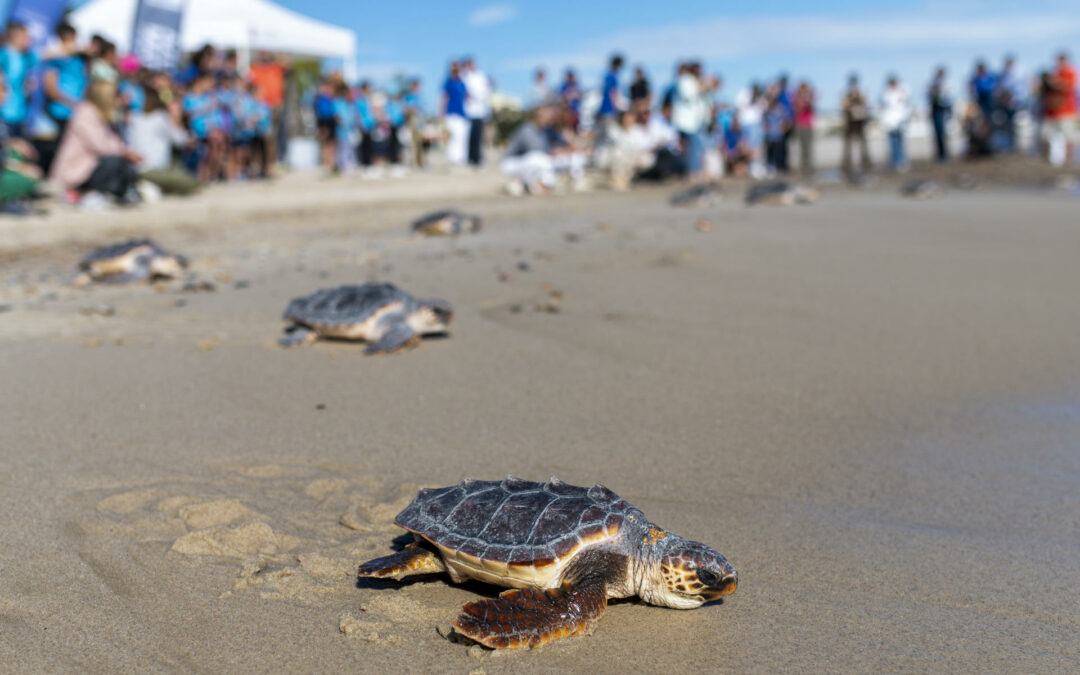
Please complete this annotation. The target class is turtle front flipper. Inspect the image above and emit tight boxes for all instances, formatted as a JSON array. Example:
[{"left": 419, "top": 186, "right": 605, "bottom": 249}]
[
  {"left": 453, "top": 576, "right": 607, "bottom": 649},
  {"left": 279, "top": 326, "right": 317, "bottom": 347},
  {"left": 365, "top": 321, "right": 419, "bottom": 355},
  {"left": 358, "top": 543, "right": 446, "bottom": 580}
]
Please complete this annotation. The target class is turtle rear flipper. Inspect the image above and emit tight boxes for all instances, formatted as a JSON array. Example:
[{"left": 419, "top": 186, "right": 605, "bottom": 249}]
[
  {"left": 453, "top": 577, "right": 607, "bottom": 649},
  {"left": 358, "top": 543, "right": 446, "bottom": 580},
  {"left": 365, "top": 322, "right": 419, "bottom": 355}
]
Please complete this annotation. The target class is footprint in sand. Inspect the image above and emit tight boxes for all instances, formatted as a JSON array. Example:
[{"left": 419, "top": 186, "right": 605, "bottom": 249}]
[{"left": 81, "top": 463, "right": 422, "bottom": 624}]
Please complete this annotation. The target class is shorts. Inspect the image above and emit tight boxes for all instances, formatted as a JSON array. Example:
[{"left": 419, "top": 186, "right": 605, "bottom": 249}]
[
  {"left": 1043, "top": 117, "right": 1079, "bottom": 142},
  {"left": 316, "top": 117, "right": 337, "bottom": 140}
]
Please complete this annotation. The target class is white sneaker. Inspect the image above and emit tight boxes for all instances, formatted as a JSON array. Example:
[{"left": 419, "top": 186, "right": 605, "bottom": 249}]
[
  {"left": 137, "top": 180, "right": 163, "bottom": 204},
  {"left": 505, "top": 179, "right": 525, "bottom": 197},
  {"left": 78, "top": 192, "right": 109, "bottom": 211}
]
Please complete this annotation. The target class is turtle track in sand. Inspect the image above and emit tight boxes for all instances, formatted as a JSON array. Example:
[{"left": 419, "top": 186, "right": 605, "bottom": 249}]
[{"left": 74, "top": 462, "right": 454, "bottom": 644}]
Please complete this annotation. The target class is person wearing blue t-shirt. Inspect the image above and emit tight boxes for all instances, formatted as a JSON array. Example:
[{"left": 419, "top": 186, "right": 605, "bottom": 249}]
[
  {"left": 42, "top": 23, "right": 87, "bottom": 141},
  {"left": 182, "top": 73, "right": 224, "bottom": 181},
  {"left": 442, "top": 61, "right": 468, "bottom": 165},
  {"left": 559, "top": 69, "right": 582, "bottom": 130},
  {"left": 354, "top": 81, "right": 376, "bottom": 167},
  {"left": 598, "top": 54, "right": 624, "bottom": 120},
  {"left": 331, "top": 81, "right": 356, "bottom": 173},
  {"left": 0, "top": 22, "right": 37, "bottom": 139}
]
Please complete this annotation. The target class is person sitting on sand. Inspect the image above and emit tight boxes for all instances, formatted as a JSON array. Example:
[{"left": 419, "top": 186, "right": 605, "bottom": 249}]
[
  {"left": 500, "top": 105, "right": 585, "bottom": 195},
  {"left": 50, "top": 79, "right": 142, "bottom": 205},
  {"left": 127, "top": 86, "right": 199, "bottom": 195}
]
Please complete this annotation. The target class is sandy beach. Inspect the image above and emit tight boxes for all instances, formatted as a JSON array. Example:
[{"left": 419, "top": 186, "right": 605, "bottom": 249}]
[{"left": 1, "top": 168, "right": 1079, "bottom": 672}]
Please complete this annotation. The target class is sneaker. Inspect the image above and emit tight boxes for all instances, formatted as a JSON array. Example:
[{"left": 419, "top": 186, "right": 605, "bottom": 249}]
[
  {"left": 78, "top": 192, "right": 109, "bottom": 211},
  {"left": 137, "top": 180, "right": 162, "bottom": 204},
  {"left": 505, "top": 178, "right": 525, "bottom": 197}
]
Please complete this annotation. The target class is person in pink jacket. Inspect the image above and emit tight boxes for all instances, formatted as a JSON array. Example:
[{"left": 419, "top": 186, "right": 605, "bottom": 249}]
[{"left": 50, "top": 79, "right": 142, "bottom": 203}]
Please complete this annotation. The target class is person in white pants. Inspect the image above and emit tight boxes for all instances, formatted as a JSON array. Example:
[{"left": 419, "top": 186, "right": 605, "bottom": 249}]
[
  {"left": 442, "top": 61, "right": 469, "bottom": 166},
  {"left": 500, "top": 106, "right": 586, "bottom": 193}
]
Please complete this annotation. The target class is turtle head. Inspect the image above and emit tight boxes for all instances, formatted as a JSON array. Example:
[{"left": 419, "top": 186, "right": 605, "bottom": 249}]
[
  {"left": 467, "top": 216, "right": 482, "bottom": 233},
  {"left": 150, "top": 254, "right": 188, "bottom": 279},
  {"left": 640, "top": 533, "right": 737, "bottom": 609},
  {"left": 412, "top": 299, "right": 454, "bottom": 333}
]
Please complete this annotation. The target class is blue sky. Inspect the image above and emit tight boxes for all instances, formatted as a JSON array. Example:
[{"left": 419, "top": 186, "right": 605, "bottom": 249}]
[{"left": 276, "top": 0, "right": 1080, "bottom": 111}]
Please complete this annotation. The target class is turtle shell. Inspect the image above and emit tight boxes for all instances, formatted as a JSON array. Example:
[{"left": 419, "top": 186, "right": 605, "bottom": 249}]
[
  {"left": 79, "top": 239, "right": 165, "bottom": 268},
  {"left": 745, "top": 181, "right": 793, "bottom": 203},
  {"left": 283, "top": 283, "right": 411, "bottom": 326},
  {"left": 395, "top": 477, "right": 641, "bottom": 589},
  {"left": 411, "top": 210, "right": 479, "bottom": 235}
]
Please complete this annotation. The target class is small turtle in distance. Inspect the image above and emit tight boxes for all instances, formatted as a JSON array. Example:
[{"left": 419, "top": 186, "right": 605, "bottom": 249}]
[
  {"left": 900, "top": 178, "right": 945, "bottom": 200},
  {"left": 670, "top": 183, "right": 721, "bottom": 207},
  {"left": 74, "top": 239, "right": 188, "bottom": 286},
  {"left": 745, "top": 181, "right": 819, "bottom": 206},
  {"left": 280, "top": 282, "right": 452, "bottom": 354},
  {"left": 412, "top": 210, "right": 482, "bottom": 236},
  {"left": 358, "top": 476, "right": 737, "bottom": 649}
]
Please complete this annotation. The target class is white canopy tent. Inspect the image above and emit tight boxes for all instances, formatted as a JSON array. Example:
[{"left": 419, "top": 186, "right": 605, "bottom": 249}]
[{"left": 70, "top": 0, "right": 356, "bottom": 77}]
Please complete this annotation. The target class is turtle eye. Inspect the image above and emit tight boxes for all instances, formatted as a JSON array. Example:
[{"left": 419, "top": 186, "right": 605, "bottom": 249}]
[{"left": 697, "top": 568, "right": 720, "bottom": 587}]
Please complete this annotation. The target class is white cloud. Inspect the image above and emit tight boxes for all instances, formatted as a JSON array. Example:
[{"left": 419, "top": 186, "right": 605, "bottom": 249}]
[
  {"left": 506, "top": 12, "right": 1080, "bottom": 71},
  {"left": 467, "top": 3, "right": 518, "bottom": 28}
]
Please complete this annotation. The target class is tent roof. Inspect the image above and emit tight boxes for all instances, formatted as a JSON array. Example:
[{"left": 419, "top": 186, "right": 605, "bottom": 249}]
[{"left": 70, "top": 0, "right": 356, "bottom": 63}]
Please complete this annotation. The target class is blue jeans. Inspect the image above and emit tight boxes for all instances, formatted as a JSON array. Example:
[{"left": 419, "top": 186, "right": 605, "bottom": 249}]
[
  {"left": 680, "top": 131, "right": 706, "bottom": 174},
  {"left": 888, "top": 129, "right": 906, "bottom": 169}
]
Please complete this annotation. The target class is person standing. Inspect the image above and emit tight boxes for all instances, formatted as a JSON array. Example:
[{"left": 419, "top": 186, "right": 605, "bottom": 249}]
[
  {"left": 442, "top": 61, "right": 468, "bottom": 166},
  {"left": 462, "top": 56, "right": 491, "bottom": 167},
  {"left": 0, "top": 22, "right": 36, "bottom": 140},
  {"left": 530, "top": 68, "right": 550, "bottom": 107},
  {"left": 928, "top": 67, "right": 952, "bottom": 162},
  {"left": 880, "top": 75, "right": 912, "bottom": 171},
  {"left": 402, "top": 79, "right": 426, "bottom": 169},
  {"left": 42, "top": 23, "right": 87, "bottom": 143},
  {"left": 995, "top": 56, "right": 1024, "bottom": 152},
  {"left": 559, "top": 69, "right": 582, "bottom": 131},
  {"left": 969, "top": 61, "right": 996, "bottom": 122},
  {"left": 672, "top": 62, "right": 708, "bottom": 181},
  {"left": 793, "top": 80, "right": 815, "bottom": 176},
  {"left": 774, "top": 74, "right": 794, "bottom": 173},
  {"left": 735, "top": 83, "right": 766, "bottom": 178},
  {"left": 841, "top": 74, "right": 872, "bottom": 177},
  {"left": 597, "top": 54, "right": 624, "bottom": 123},
  {"left": 629, "top": 66, "right": 650, "bottom": 107},
  {"left": 354, "top": 81, "right": 375, "bottom": 168},
  {"left": 1043, "top": 51, "right": 1077, "bottom": 166},
  {"left": 249, "top": 52, "right": 286, "bottom": 171}
]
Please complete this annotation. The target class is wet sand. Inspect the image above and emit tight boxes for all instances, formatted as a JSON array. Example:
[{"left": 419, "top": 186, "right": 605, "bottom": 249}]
[{"left": 1, "top": 178, "right": 1078, "bottom": 672}]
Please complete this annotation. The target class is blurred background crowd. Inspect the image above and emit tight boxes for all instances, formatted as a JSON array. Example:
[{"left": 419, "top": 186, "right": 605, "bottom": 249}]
[{"left": 0, "top": 5, "right": 1076, "bottom": 213}]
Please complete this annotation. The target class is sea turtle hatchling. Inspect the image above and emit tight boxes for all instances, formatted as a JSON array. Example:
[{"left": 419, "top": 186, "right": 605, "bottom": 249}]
[
  {"left": 900, "top": 178, "right": 944, "bottom": 200},
  {"left": 74, "top": 239, "right": 188, "bottom": 286},
  {"left": 411, "top": 210, "right": 482, "bottom": 236},
  {"left": 279, "top": 282, "right": 452, "bottom": 353},
  {"left": 669, "top": 183, "right": 721, "bottom": 207},
  {"left": 358, "top": 477, "right": 737, "bottom": 649},
  {"left": 745, "top": 181, "right": 819, "bottom": 206}
]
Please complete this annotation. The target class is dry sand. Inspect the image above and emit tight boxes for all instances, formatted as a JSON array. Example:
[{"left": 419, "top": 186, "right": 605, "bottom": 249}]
[{"left": 1, "top": 170, "right": 1078, "bottom": 673}]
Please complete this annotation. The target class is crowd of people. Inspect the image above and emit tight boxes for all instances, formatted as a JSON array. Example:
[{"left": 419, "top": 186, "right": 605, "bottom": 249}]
[
  {"left": 465, "top": 51, "right": 1078, "bottom": 194},
  {"left": 0, "top": 22, "right": 290, "bottom": 213},
  {"left": 0, "top": 14, "right": 1077, "bottom": 214}
]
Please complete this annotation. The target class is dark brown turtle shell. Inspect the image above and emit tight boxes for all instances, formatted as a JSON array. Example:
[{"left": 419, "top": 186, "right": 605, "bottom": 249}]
[{"left": 395, "top": 477, "right": 641, "bottom": 584}]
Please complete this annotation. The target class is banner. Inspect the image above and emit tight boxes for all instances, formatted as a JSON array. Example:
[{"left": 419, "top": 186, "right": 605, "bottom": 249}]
[
  {"left": 130, "top": 0, "right": 186, "bottom": 71},
  {"left": 6, "top": 0, "right": 67, "bottom": 51}
]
